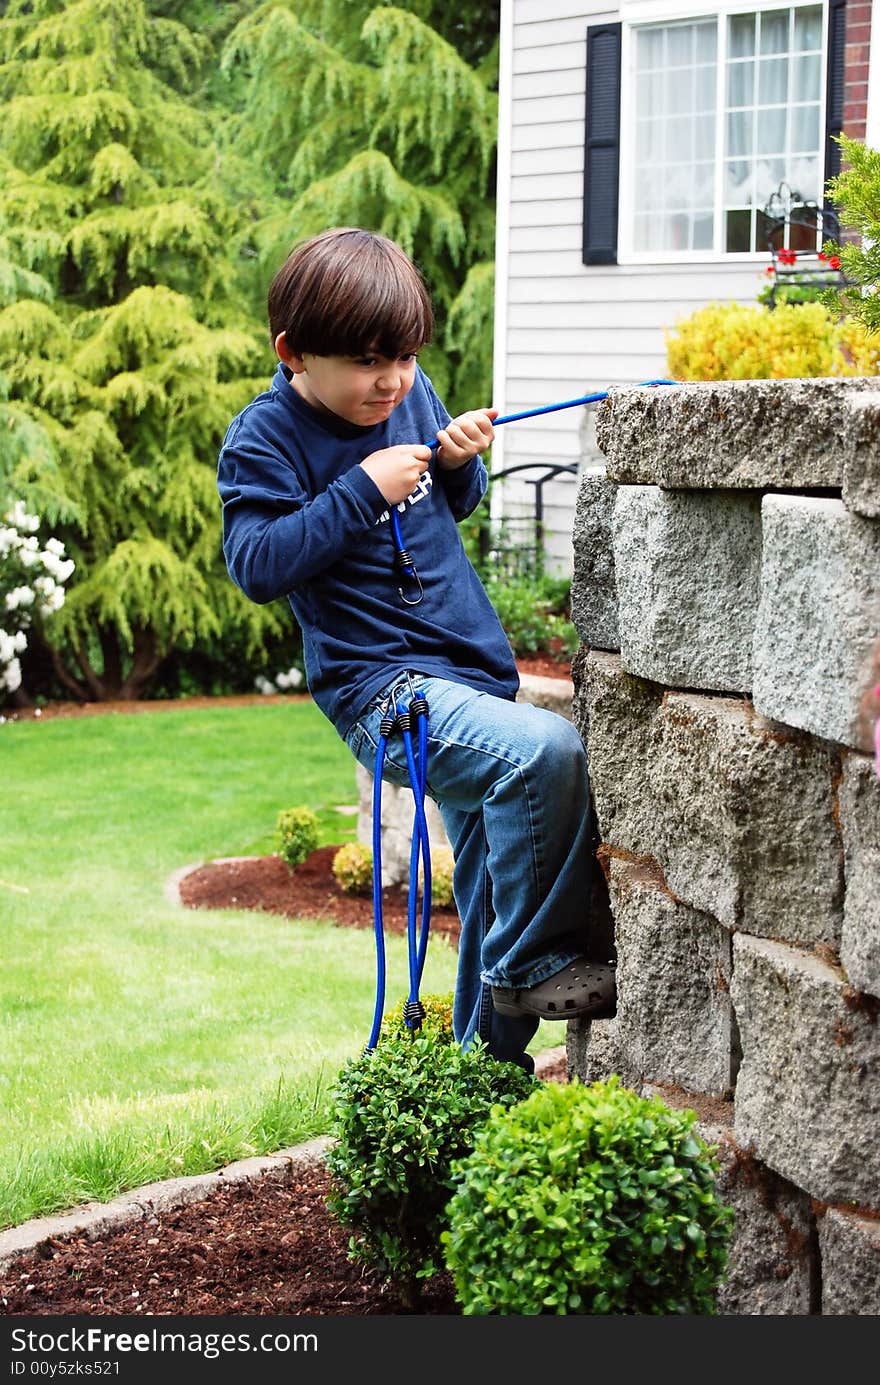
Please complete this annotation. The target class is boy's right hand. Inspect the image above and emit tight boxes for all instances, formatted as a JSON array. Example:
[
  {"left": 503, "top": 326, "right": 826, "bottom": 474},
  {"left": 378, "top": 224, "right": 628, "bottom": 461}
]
[{"left": 360, "top": 444, "right": 432, "bottom": 506}]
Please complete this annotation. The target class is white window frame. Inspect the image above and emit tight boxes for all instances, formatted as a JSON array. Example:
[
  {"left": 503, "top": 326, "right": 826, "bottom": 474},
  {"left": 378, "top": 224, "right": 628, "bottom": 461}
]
[{"left": 618, "top": 0, "right": 829, "bottom": 264}]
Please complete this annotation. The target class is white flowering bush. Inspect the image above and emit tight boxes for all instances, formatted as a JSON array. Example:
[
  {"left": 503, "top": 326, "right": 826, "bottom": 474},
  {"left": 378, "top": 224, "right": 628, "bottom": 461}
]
[
  {"left": 254, "top": 665, "right": 304, "bottom": 695},
  {"left": 0, "top": 501, "right": 74, "bottom": 701}
]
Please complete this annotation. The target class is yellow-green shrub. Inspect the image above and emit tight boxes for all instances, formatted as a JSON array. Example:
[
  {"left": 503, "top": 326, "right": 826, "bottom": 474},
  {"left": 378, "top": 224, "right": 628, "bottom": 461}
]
[
  {"left": 332, "top": 841, "right": 373, "bottom": 895},
  {"left": 427, "top": 845, "right": 455, "bottom": 909},
  {"left": 665, "top": 300, "right": 880, "bottom": 381},
  {"left": 274, "top": 806, "right": 319, "bottom": 873},
  {"left": 380, "top": 990, "right": 455, "bottom": 1043}
]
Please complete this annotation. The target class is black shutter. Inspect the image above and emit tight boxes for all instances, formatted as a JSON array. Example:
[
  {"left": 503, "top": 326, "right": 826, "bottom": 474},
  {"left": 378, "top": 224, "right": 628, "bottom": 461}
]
[
  {"left": 824, "top": 0, "right": 846, "bottom": 189},
  {"left": 582, "top": 22, "right": 622, "bottom": 266}
]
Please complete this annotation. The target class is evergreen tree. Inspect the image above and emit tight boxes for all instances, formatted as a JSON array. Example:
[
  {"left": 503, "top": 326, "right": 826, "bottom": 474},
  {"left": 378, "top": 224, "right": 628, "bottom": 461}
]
[
  {"left": 222, "top": 1, "right": 500, "bottom": 411},
  {"left": 0, "top": 0, "right": 285, "bottom": 700},
  {"left": 826, "top": 134, "right": 880, "bottom": 335}
]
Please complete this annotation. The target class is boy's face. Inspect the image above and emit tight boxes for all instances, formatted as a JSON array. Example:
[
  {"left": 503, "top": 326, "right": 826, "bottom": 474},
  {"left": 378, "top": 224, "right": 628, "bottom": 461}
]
[{"left": 279, "top": 342, "right": 419, "bottom": 426}]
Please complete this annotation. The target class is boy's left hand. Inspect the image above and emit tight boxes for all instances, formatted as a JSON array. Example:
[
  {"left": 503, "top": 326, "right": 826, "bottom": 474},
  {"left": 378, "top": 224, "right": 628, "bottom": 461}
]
[{"left": 436, "top": 408, "right": 497, "bottom": 469}]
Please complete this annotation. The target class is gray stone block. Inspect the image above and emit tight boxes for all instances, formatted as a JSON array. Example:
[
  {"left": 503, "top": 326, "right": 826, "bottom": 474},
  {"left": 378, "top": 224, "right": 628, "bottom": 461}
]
[
  {"left": 566, "top": 1016, "right": 627, "bottom": 1086},
  {"left": 731, "top": 934, "right": 880, "bottom": 1206},
  {"left": 637, "top": 1086, "right": 815, "bottom": 1313},
  {"left": 752, "top": 494, "right": 880, "bottom": 752},
  {"left": 650, "top": 693, "right": 843, "bottom": 945},
  {"left": 839, "top": 752, "right": 880, "bottom": 1000},
  {"left": 571, "top": 464, "right": 619, "bottom": 651},
  {"left": 595, "top": 377, "right": 879, "bottom": 488},
  {"left": 819, "top": 1206, "right": 880, "bottom": 1314},
  {"left": 515, "top": 671, "right": 573, "bottom": 721},
  {"left": 609, "top": 857, "right": 736, "bottom": 1097},
  {"left": 710, "top": 1133, "right": 816, "bottom": 1315},
  {"left": 573, "top": 649, "right": 662, "bottom": 854},
  {"left": 842, "top": 390, "right": 880, "bottom": 520},
  {"left": 612, "top": 485, "right": 761, "bottom": 693}
]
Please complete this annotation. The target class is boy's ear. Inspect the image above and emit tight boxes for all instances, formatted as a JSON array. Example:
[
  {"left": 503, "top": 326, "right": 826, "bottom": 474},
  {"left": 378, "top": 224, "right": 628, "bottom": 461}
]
[{"left": 275, "top": 332, "right": 305, "bottom": 372}]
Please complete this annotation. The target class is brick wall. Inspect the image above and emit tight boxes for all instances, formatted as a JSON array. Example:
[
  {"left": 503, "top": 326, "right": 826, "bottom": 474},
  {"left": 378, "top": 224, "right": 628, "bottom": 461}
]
[{"left": 843, "top": 0, "right": 872, "bottom": 141}]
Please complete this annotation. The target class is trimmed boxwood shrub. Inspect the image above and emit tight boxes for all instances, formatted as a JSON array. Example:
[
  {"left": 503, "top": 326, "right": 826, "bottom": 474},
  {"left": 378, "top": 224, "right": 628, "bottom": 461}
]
[
  {"left": 442, "top": 1075, "right": 733, "bottom": 1315},
  {"left": 331, "top": 841, "right": 373, "bottom": 895},
  {"left": 274, "top": 806, "right": 319, "bottom": 873},
  {"left": 326, "top": 1033, "right": 536, "bottom": 1308}
]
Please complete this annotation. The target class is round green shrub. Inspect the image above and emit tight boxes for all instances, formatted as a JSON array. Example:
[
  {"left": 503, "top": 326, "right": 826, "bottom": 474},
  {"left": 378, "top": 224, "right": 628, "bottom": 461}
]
[
  {"left": 442, "top": 1075, "right": 734, "bottom": 1315},
  {"left": 274, "top": 806, "right": 319, "bottom": 872},
  {"left": 380, "top": 990, "right": 454, "bottom": 1043},
  {"left": 332, "top": 841, "right": 373, "bottom": 895},
  {"left": 326, "top": 1033, "right": 536, "bottom": 1304}
]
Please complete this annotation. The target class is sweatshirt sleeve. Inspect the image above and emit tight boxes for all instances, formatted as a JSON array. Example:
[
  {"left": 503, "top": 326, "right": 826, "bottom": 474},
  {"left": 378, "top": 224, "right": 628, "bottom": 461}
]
[
  {"left": 418, "top": 369, "right": 490, "bottom": 521},
  {"left": 217, "top": 420, "right": 387, "bottom": 605}
]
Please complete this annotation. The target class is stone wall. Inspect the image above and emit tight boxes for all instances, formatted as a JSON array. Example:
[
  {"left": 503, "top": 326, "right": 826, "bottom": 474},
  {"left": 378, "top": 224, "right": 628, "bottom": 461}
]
[{"left": 569, "top": 377, "right": 880, "bottom": 1315}]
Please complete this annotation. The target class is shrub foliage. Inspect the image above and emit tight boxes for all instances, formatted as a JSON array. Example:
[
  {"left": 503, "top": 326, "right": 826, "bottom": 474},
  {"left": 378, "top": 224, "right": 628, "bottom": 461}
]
[
  {"left": 326, "top": 1032, "right": 536, "bottom": 1305},
  {"left": 274, "top": 806, "right": 319, "bottom": 873},
  {"left": 442, "top": 1076, "right": 733, "bottom": 1315}
]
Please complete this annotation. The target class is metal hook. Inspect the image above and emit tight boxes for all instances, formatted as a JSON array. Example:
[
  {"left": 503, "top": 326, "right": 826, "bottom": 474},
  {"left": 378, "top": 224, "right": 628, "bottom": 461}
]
[{"left": 397, "top": 567, "right": 424, "bottom": 605}]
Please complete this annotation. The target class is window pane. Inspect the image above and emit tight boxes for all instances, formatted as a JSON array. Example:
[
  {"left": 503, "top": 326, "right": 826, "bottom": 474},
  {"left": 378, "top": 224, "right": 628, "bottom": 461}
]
[
  {"left": 693, "top": 213, "right": 714, "bottom": 249},
  {"left": 789, "top": 153, "right": 820, "bottom": 201},
  {"left": 759, "top": 56, "right": 788, "bottom": 104},
  {"left": 790, "top": 104, "right": 820, "bottom": 153},
  {"left": 727, "top": 109, "right": 753, "bottom": 156},
  {"left": 695, "top": 116, "right": 715, "bottom": 159},
  {"left": 793, "top": 5, "right": 822, "bottom": 52},
  {"left": 636, "top": 69, "right": 662, "bottom": 116},
  {"left": 725, "top": 160, "right": 753, "bottom": 203},
  {"left": 729, "top": 13, "right": 756, "bottom": 59},
  {"left": 726, "top": 208, "right": 752, "bottom": 251},
  {"left": 637, "top": 26, "right": 663, "bottom": 66},
  {"left": 696, "top": 24, "right": 716, "bottom": 64},
  {"left": 727, "top": 62, "right": 753, "bottom": 107},
  {"left": 666, "top": 67, "right": 695, "bottom": 115},
  {"left": 696, "top": 63, "right": 716, "bottom": 111},
  {"left": 635, "top": 119, "right": 663, "bottom": 161},
  {"left": 667, "top": 25, "right": 692, "bottom": 67},
  {"left": 757, "top": 109, "right": 787, "bottom": 155},
  {"left": 630, "top": 19, "right": 717, "bottom": 253},
  {"left": 721, "top": 5, "right": 824, "bottom": 253},
  {"left": 760, "top": 10, "right": 789, "bottom": 55},
  {"left": 791, "top": 54, "right": 821, "bottom": 102}
]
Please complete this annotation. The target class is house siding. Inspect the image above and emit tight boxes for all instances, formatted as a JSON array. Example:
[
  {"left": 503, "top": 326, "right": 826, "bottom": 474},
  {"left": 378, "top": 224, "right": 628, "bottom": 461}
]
[{"left": 494, "top": 0, "right": 874, "bottom": 574}]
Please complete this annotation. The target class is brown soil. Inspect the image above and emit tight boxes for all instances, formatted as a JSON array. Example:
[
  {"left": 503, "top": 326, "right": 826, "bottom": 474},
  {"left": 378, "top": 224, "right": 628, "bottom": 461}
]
[
  {"left": 178, "top": 846, "right": 463, "bottom": 948},
  {"left": 0, "top": 840, "right": 569, "bottom": 1318}
]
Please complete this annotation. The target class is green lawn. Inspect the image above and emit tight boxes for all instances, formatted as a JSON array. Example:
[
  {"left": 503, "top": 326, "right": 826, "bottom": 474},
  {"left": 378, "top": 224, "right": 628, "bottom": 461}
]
[{"left": 0, "top": 699, "right": 556, "bottom": 1229}]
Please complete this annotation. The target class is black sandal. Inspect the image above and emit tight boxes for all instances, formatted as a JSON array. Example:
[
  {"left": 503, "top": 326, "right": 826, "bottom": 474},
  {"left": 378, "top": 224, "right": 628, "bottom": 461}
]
[{"left": 491, "top": 958, "right": 616, "bottom": 1021}]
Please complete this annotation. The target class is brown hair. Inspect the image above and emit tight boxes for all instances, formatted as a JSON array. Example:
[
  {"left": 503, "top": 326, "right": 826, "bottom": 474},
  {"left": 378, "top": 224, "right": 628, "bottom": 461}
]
[{"left": 267, "top": 227, "right": 434, "bottom": 357}]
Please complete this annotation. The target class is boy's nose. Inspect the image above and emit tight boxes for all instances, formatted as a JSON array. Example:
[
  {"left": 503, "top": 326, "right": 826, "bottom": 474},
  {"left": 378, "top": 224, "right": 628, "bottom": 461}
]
[{"left": 376, "top": 366, "right": 400, "bottom": 391}]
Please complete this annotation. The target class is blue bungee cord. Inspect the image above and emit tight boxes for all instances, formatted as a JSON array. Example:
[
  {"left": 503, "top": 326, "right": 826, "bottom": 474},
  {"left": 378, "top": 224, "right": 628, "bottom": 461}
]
[
  {"left": 365, "top": 681, "right": 432, "bottom": 1052},
  {"left": 388, "top": 378, "right": 676, "bottom": 603},
  {"left": 368, "top": 377, "right": 677, "bottom": 1051}
]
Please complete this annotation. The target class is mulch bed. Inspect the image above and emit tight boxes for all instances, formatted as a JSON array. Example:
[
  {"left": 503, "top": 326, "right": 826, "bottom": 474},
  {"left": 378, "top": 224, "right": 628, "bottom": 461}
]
[{"left": 178, "top": 846, "right": 463, "bottom": 947}]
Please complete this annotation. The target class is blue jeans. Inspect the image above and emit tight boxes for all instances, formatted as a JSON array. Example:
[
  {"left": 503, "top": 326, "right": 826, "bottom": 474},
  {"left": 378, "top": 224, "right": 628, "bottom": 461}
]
[{"left": 343, "top": 673, "right": 593, "bottom": 1070}]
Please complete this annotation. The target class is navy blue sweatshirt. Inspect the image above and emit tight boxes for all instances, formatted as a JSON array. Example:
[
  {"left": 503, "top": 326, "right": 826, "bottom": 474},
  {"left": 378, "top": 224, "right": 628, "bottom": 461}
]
[{"left": 217, "top": 363, "right": 519, "bottom": 735}]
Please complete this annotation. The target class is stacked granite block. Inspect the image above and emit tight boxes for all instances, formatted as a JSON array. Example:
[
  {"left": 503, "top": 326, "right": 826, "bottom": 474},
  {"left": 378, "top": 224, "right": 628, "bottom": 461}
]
[{"left": 570, "top": 378, "right": 880, "bottom": 1315}]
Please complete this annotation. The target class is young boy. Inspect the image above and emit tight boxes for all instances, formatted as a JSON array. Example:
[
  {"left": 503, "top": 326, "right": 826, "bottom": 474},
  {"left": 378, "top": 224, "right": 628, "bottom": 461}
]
[{"left": 217, "top": 227, "right": 615, "bottom": 1072}]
